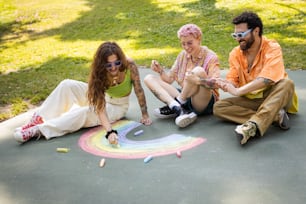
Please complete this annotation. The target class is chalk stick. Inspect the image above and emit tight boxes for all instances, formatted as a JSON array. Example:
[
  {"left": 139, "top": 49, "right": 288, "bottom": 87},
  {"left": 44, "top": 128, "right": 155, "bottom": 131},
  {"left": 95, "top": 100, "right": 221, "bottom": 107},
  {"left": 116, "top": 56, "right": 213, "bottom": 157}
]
[
  {"left": 99, "top": 158, "right": 106, "bottom": 167},
  {"left": 56, "top": 148, "right": 70, "bottom": 153},
  {"left": 176, "top": 151, "right": 182, "bottom": 158},
  {"left": 134, "top": 129, "right": 144, "bottom": 136},
  {"left": 144, "top": 155, "right": 153, "bottom": 163}
]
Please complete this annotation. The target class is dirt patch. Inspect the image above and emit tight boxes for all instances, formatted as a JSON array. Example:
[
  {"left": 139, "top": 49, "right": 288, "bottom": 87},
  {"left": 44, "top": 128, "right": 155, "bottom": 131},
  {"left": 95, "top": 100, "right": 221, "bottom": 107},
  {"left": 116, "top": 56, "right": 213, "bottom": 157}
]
[{"left": 0, "top": 103, "right": 38, "bottom": 122}]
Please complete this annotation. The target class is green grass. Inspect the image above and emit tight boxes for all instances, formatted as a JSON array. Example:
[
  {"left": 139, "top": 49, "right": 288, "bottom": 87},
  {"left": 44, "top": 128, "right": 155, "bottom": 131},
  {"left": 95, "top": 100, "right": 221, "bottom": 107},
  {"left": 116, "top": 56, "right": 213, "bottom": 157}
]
[{"left": 0, "top": 0, "right": 305, "bottom": 121}]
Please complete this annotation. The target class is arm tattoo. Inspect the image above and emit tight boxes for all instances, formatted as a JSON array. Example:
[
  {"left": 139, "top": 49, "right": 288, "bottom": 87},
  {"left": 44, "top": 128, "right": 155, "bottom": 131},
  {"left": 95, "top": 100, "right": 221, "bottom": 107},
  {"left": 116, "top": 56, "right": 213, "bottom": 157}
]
[
  {"left": 256, "top": 77, "right": 273, "bottom": 85},
  {"left": 199, "top": 78, "right": 217, "bottom": 89},
  {"left": 130, "top": 62, "right": 148, "bottom": 113},
  {"left": 263, "top": 78, "right": 272, "bottom": 85}
]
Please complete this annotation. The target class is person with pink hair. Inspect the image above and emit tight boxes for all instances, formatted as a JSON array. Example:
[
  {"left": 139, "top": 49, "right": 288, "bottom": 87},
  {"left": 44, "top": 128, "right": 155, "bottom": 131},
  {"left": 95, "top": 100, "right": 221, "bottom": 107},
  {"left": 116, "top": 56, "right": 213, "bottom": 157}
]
[{"left": 144, "top": 24, "right": 220, "bottom": 128}]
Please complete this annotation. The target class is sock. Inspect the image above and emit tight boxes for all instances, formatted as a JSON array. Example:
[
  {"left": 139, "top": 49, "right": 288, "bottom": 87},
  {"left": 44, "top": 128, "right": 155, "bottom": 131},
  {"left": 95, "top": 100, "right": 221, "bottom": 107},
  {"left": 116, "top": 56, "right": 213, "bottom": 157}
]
[
  {"left": 176, "top": 96, "right": 187, "bottom": 105},
  {"left": 169, "top": 100, "right": 181, "bottom": 109}
]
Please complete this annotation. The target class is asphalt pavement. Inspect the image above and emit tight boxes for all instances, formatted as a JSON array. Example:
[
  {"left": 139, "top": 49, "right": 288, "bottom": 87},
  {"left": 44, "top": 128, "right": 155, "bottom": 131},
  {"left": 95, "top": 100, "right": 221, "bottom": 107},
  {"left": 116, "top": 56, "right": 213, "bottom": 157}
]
[{"left": 0, "top": 69, "right": 305, "bottom": 204}]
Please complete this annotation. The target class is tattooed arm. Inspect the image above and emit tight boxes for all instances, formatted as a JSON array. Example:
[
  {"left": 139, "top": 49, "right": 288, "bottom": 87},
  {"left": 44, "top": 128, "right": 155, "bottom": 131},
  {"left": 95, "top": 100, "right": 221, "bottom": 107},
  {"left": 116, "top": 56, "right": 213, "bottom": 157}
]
[
  {"left": 184, "top": 71, "right": 220, "bottom": 89},
  {"left": 129, "top": 61, "right": 152, "bottom": 125},
  {"left": 223, "top": 77, "right": 274, "bottom": 96}
]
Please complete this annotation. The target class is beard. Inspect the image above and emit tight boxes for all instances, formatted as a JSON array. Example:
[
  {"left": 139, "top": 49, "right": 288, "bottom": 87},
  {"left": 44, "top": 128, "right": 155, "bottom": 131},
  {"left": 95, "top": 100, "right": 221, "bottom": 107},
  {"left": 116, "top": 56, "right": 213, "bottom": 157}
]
[{"left": 239, "top": 33, "right": 255, "bottom": 51}]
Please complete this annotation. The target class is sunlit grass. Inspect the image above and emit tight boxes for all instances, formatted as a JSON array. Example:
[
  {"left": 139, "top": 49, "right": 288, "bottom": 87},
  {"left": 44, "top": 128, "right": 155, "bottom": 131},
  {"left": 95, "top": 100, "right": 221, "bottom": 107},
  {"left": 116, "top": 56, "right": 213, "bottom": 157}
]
[
  {"left": 0, "top": 0, "right": 305, "bottom": 121},
  {"left": 152, "top": 0, "right": 198, "bottom": 13}
]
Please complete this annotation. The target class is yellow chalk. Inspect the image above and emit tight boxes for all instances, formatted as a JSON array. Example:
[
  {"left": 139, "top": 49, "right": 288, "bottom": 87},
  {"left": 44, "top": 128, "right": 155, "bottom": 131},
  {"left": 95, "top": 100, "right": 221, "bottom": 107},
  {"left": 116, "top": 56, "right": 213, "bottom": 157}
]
[{"left": 56, "top": 148, "right": 70, "bottom": 153}]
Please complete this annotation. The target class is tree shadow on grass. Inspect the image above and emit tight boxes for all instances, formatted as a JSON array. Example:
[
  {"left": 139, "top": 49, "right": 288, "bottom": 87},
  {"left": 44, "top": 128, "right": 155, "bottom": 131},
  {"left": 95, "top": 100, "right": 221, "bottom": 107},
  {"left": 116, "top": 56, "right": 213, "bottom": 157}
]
[
  {"left": 12, "top": 0, "right": 224, "bottom": 50},
  {"left": 5, "top": 0, "right": 304, "bottom": 69},
  {"left": 1, "top": 0, "right": 305, "bottom": 108}
]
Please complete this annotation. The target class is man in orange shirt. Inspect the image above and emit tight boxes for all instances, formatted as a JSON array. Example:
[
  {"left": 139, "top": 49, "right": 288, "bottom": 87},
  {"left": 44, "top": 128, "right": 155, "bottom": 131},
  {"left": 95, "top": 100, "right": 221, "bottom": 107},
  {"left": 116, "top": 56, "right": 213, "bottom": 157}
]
[{"left": 214, "top": 11, "right": 298, "bottom": 145}]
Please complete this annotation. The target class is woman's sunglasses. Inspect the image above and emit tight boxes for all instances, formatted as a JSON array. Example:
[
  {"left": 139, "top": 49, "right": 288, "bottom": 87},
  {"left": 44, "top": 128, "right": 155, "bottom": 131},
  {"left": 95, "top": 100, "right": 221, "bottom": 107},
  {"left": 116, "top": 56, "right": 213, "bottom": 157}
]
[{"left": 105, "top": 60, "right": 122, "bottom": 70}]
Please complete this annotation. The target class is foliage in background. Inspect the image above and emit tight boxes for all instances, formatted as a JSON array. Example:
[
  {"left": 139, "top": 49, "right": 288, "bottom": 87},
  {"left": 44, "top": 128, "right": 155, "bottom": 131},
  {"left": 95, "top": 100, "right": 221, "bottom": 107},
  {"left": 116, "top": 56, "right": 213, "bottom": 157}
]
[{"left": 0, "top": 0, "right": 305, "bottom": 121}]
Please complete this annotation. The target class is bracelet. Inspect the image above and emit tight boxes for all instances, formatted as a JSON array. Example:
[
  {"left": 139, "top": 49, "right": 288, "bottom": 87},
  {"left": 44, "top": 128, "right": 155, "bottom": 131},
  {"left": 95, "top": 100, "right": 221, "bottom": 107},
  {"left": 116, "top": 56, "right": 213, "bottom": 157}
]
[{"left": 105, "top": 129, "right": 118, "bottom": 139}]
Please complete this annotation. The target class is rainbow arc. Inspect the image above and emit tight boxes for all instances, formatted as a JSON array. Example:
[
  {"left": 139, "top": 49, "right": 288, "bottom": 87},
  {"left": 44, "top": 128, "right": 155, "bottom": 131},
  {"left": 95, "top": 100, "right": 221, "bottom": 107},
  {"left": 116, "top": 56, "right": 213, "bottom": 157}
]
[{"left": 78, "top": 120, "right": 206, "bottom": 159}]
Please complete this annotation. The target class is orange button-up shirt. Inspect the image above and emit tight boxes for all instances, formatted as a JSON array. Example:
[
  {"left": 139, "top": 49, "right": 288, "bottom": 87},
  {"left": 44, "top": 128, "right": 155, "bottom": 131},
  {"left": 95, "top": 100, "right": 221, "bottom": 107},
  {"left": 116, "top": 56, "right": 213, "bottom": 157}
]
[
  {"left": 226, "top": 37, "right": 287, "bottom": 87},
  {"left": 226, "top": 37, "right": 298, "bottom": 113}
]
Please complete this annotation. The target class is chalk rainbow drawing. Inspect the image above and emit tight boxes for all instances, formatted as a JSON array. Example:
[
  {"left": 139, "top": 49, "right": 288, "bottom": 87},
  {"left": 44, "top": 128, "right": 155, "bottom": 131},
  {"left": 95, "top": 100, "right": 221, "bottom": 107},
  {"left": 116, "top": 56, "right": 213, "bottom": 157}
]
[{"left": 78, "top": 120, "right": 206, "bottom": 159}]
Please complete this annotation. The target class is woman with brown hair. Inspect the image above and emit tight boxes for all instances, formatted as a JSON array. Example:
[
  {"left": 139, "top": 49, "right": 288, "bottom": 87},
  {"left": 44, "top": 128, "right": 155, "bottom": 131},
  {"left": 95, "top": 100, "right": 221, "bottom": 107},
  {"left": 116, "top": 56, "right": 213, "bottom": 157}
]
[{"left": 14, "top": 41, "right": 152, "bottom": 145}]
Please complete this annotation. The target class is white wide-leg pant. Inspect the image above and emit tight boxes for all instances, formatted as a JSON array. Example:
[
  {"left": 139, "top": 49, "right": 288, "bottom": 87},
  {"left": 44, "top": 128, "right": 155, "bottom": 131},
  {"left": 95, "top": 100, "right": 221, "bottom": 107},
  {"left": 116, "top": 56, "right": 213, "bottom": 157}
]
[{"left": 36, "top": 79, "right": 129, "bottom": 139}]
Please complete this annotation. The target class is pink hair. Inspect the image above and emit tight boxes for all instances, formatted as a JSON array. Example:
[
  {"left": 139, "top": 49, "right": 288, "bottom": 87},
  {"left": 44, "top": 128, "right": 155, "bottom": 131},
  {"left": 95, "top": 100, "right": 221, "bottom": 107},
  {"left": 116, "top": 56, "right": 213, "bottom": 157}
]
[{"left": 177, "top": 24, "right": 202, "bottom": 39}]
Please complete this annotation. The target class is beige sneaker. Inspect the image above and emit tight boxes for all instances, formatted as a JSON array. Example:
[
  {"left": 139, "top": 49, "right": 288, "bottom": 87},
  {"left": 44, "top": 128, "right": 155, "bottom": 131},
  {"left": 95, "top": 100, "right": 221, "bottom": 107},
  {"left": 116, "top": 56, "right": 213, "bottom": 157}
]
[{"left": 235, "top": 121, "right": 257, "bottom": 145}]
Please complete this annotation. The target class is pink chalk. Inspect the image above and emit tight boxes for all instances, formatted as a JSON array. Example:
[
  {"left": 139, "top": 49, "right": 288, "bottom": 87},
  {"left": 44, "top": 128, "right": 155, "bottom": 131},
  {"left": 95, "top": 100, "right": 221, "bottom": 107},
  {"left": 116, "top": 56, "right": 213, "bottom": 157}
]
[{"left": 176, "top": 151, "right": 182, "bottom": 158}]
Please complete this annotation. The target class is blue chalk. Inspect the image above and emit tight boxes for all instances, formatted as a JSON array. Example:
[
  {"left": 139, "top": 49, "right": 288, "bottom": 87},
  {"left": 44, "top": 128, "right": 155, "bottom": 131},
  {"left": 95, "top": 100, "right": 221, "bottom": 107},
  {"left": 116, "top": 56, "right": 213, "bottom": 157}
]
[
  {"left": 134, "top": 129, "right": 144, "bottom": 136},
  {"left": 144, "top": 155, "right": 153, "bottom": 163}
]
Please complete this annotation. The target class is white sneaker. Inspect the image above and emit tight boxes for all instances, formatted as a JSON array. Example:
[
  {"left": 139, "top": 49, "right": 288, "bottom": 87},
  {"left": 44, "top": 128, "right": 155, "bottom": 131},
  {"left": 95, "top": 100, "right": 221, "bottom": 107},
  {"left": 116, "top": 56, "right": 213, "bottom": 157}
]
[
  {"left": 175, "top": 112, "right": 197, "bottom": 128},
  {"left": 14, "top": 126, "right": 41, "bottom": 143}
]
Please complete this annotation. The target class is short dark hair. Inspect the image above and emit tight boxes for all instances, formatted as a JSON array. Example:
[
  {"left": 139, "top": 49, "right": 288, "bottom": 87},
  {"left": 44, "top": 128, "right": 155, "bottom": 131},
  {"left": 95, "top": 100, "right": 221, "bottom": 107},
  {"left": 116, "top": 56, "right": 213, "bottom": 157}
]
[{"left": 232, "top": 11, "right": 263, "bottom": 36}]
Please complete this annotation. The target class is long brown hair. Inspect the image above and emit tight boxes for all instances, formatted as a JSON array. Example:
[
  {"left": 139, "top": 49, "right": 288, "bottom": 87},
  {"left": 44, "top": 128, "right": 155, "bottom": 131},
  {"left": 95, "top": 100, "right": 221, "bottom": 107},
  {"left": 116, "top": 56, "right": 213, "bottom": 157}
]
[{"left": 88, "top": 41, "right": 128, "bottom": 112}]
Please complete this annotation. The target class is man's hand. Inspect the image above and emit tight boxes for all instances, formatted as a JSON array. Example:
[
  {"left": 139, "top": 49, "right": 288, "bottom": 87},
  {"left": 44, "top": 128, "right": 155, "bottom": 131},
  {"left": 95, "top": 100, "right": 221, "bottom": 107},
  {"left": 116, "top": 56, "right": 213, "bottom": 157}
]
[{"left": 222, "top": 83, "right": 240, "bottom": 96}]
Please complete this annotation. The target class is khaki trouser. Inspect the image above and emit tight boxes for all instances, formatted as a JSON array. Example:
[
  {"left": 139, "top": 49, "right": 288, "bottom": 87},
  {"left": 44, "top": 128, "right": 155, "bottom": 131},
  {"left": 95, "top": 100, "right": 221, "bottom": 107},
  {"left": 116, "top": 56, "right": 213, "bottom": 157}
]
[
  {"left": 213, "top": 79, "right": 294, "bottom": 136},
  {"left": 36, "top": 79, "right": 129, "bottom": 139}
]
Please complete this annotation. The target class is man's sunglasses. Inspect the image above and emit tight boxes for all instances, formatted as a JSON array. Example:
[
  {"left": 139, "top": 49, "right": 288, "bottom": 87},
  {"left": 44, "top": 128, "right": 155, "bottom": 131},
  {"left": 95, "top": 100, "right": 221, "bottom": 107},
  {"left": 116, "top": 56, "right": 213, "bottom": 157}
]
[
  {"left": 105, "top": 60, "right": 122, "bottom": 70},
  {"left": 231, "top": 29, "right": 252, "bottom": 39}
]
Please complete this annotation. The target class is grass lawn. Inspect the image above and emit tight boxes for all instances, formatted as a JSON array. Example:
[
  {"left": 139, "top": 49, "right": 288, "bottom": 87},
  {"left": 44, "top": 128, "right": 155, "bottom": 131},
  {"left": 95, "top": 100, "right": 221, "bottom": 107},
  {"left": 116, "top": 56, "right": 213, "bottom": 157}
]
[{"left": 0, "top": 0, "right": 305, "bottom": 121}]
